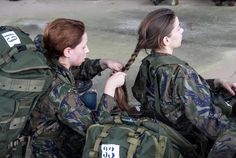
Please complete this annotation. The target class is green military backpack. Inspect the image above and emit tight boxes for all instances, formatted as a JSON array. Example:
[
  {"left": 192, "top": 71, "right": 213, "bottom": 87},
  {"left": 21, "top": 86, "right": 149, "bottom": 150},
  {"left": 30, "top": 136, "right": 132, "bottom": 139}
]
[
  {"left": 0, "top": 26, "right": 53, "bottom": 157},
  {"left": 83, "top": 116, "right": 200, "bottom": 158}
]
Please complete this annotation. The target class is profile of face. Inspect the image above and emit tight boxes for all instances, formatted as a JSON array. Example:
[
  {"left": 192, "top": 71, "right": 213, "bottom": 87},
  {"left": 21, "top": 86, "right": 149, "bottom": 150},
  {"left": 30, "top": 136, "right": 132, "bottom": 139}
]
[
  {"left": 43, "top": 18, "right": 89, "bottom": 68},
  {"left": 166, "top": 16, "right": 184, "bottom": 49},
  {"left": 66, "top": 32, "right": 90, "bottom": 67}
]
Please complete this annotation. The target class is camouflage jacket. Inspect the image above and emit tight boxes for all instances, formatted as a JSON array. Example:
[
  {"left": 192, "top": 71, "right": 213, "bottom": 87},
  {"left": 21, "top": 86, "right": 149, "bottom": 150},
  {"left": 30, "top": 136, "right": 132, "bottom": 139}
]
[
  {"left": 30, "top": 58, "right": 116, "bottom": 138},
  {"left": 132, "top": 51, "right": 236, "bottom": 140}
]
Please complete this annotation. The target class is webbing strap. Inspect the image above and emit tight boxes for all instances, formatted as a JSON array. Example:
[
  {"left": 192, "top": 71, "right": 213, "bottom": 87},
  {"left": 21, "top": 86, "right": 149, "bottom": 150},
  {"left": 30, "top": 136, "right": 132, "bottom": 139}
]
[
  {"left": 0, "top": 44, "right": 36, "bottom": 66},
  {"left": 3, "top": 135, "right": 28, "bottom": 158},
  {"left": 33, "top": 121, "right": 60, "bottom": 139},
  {"left": 8, "top": 136, "right": 26, "bottom": 149},
  {"left": 89, "top": 125, "right": 112, "bottom": 158},
  {"left": 0, "top": 75, "right": 45, "bottom": 92},
  {"left": 127, "top": 137, "right": 140, "bottom": 158},
  {"left": 154, "top": 74, "right": 162, "bottom": 116},
  {"left": 114, "top": 116, "right": 122, "bottom": 124},
  {"left": 25, "top": 136, "right": 32, "bottom": 158},
  {"left": 152, "top": 135, "right": 167, "bottom": 158},
  {"left": 127, "top": 127, "right": 145, "bottom": 158}
]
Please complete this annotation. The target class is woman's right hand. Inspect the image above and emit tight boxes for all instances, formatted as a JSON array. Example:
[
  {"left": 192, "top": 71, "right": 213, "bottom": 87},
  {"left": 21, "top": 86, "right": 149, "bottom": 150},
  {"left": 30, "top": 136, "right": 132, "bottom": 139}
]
[
  {"left": 214, "top": 79, "right": 236, "bottom": 96},
  {"left": 104, "top": 72, "right": 126, "bottom": 97}
]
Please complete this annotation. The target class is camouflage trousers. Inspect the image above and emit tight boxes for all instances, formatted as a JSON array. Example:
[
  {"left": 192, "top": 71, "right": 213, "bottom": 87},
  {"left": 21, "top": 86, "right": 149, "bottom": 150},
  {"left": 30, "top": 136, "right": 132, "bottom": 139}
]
[
  {"left": 32, "top": 126, "right": 85, "bottom": 158},
  {"left": 208, "top": 93, "right": 236, "bottom": 158},
  {"left": 32, "top": 137, "right": 62, "bottom": 158},
  {"left": 208, "top": 130, "right": 236, "bottom": 158}
]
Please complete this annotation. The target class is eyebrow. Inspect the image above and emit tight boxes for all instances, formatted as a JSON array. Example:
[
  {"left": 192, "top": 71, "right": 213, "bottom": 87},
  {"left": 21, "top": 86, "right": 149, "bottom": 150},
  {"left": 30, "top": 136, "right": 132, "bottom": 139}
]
[{"left": 173, "top": 23, "right": 179, "bottom": 30}]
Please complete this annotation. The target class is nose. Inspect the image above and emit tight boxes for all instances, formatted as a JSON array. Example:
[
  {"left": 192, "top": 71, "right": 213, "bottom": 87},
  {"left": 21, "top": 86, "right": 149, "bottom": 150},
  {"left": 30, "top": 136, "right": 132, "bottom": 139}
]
[
  {"left": 181, "top": 27, "right": 184, "bottom": 33},
  {"left": 85, "top": 45, "right": 89, "bottom": 54}
]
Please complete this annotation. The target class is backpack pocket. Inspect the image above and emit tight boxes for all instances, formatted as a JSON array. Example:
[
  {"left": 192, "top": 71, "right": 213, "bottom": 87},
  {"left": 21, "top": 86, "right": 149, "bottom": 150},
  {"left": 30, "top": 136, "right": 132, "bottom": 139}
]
[
  {"left": 0, "top": 96, "right": 31, "bottom": 137},
  {"left": 0, "top": 96, "right": 16, "bottom": 125},
  {"left": 0, "top": 96, "right": 18, "bottom": 154}
]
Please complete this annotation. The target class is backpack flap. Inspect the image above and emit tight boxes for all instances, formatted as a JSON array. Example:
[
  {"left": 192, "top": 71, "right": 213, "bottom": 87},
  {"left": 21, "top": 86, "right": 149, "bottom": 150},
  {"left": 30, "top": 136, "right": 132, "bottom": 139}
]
[
  {"left": 1, "top": 49, "right": 49, "bottom": 73},
  {"left": 0, "top": 26, "right": 49, "bottom": 73},
  {"left": 0, "top": 26, "right": 32, "bottom": 64}
]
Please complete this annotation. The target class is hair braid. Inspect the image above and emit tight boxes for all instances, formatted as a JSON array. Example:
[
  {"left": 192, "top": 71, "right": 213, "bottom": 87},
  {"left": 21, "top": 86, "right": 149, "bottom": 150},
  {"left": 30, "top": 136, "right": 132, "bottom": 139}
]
[
  {"left": 115, "top": 44, "right": 141, "bottom": 112},
  {"left": 115, "top": 8, "right": 176, "bottom": 112},
  {"left": 123, "top": 52, "right": 138, "bottom": 72}
]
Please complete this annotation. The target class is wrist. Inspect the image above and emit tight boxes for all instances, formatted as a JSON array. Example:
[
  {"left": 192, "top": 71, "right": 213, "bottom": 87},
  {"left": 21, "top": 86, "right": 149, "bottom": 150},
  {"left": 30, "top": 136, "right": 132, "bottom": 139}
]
[
  {"left": 100, "top": 59, "right": 108, "bottom": 70},
  {"left": 104, "top": 84, "right": 116, "bottom": 97},
  {"left": 213, "top": 79, "right": 220, "bottom": 88}
]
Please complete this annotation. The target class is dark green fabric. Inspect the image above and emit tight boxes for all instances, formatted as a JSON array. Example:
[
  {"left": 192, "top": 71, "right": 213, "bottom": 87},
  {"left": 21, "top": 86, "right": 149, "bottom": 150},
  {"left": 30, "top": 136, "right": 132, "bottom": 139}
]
[
  {"left": 132, "top": 52, "right": 211, "bottom": 157},
  {"left": 132, "top": 51, "right": 236, "bottom": 157},
  {"left": 0, "top": 26, "right": 53, "bottom": 157},
  {"left": 83, "top": 116, "right": 199, "bottom": 158}
]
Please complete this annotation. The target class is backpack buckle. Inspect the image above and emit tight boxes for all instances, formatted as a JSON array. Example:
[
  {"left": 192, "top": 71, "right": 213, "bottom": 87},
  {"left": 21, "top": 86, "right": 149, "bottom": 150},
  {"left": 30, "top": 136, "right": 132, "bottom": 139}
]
[
  {"left": 0, "top": 53, "right": 12, "bottom": 64},
  {"left": 17, "top": 45, "right": 27, "bottom": 52}
]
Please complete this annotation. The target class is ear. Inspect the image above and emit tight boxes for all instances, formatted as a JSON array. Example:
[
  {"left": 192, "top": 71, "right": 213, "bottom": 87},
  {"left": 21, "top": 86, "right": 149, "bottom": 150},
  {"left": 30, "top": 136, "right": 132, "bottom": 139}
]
[
  {"left": 63, "top": 47, "right": 72, "bottom": 58},
  {"left": 162, "top": 36, "right": 169, "bottom": 46}
]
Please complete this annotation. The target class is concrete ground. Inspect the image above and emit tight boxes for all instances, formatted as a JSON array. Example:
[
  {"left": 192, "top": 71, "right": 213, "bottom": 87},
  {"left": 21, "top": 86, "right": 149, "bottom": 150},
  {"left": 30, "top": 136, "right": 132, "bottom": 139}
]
[{"left": 1, "top": 0, "right": 236, "bottom": 104}]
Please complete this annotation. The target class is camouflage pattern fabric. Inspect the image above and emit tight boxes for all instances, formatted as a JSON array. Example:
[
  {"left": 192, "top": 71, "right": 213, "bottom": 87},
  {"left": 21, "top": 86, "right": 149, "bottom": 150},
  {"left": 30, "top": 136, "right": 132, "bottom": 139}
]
[
  {"left": 132, "top": 51, "right": 236, "bottom": 157},
  {"left": 29, "top": 58, "right": 117, "bottom": 158},
  {"left": 208, "top": 130, "right": 236, "bottom": 158}
]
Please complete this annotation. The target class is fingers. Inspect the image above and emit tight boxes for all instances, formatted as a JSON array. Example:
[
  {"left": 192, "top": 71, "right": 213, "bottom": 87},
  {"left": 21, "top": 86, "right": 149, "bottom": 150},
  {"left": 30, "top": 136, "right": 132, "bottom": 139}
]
[
  {"left": 112, "top": 63, "right": 124, "bottom": 71},
  {"left": 104, "top": 72, "right": 126, "bottom": 97},
  {"left": 231, "top": 83, "right": 236, "bottom": 90},
  {"left": 229, "top": 83, "right": 236, "bottom": 95},
  {"left": 106, "top": 60, "right": 124, "bottom": 71},
  {"left": 110, "top": 72, "right": 126, "bottom": 87},
  {"left": 112, "top": 71, "right": 126, "bottom": 80},
  {"left": 225, "top": 86, "right": 235, "bottom": 96},
  {"left": 223, "top": 82, "right": 236, "bottom": 96},
  {"left": 216, "top": 79, "right": 236, "bottom": 96}
]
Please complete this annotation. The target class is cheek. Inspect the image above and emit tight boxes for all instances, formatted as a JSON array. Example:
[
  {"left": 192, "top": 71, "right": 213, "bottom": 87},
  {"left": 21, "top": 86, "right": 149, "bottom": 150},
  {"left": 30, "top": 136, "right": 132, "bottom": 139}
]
[
  {"left": 78, "top": 51, "right": 86, "bottom": 61},
  {"left": 76, "top": 49, "right": 84, "bottom": 58}
]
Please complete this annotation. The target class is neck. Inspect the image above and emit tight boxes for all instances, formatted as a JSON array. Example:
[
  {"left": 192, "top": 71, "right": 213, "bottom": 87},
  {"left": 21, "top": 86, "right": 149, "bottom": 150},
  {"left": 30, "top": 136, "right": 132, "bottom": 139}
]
[
  {"left": 154, "top": 47, "right": 173, "bottom": 55},
  {"left": 59, "top": 56, "right": 70, "bottom": 69}
]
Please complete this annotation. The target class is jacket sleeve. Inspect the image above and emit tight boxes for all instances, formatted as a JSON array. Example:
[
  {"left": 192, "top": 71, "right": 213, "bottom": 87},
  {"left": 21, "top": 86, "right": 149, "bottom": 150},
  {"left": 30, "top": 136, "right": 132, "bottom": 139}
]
[
  {"left": 49, "top": 83, "right": 117, "bottom": 136},
  {"left": 174, "top": 66, "right": 231, "bottom": 138},
  {"left": 72, "top": 58, "right": 104, "bottom": 80},
  {"left": 97, "top": 94, "right": 120, "bottom": 120},
  {"left": 206, "top": 79, "right": 216, "bottom": 90}
]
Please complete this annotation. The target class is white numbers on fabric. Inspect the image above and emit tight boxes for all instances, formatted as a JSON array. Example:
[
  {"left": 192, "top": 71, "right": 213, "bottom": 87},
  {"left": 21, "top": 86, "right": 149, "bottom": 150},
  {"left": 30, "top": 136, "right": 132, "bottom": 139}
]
[
  {"left": 101, "top": 144, "right": 120, "bottom": 158},
  {"left": 2, "top": 31, "right": 21, "bottom": 47}
]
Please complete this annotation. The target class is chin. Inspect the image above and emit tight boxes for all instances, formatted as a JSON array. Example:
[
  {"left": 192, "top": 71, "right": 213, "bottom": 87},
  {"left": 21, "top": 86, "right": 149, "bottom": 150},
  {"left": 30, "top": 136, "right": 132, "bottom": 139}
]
[
  {"left": 75, "top": 61, "right": 83, "bottom": 67},
  {"left": 178, "top": 41, "right": 183, "bottom": 47}
]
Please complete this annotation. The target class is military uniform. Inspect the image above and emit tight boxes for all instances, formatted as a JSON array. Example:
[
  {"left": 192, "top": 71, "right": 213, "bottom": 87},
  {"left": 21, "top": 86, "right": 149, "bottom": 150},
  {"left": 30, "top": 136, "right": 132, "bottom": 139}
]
[
  {"left": 132, "top": 51, "right": 236, "bottom": 157},
  {"left": 29, "top": 58, "right": 117, "bottom": 158}
]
